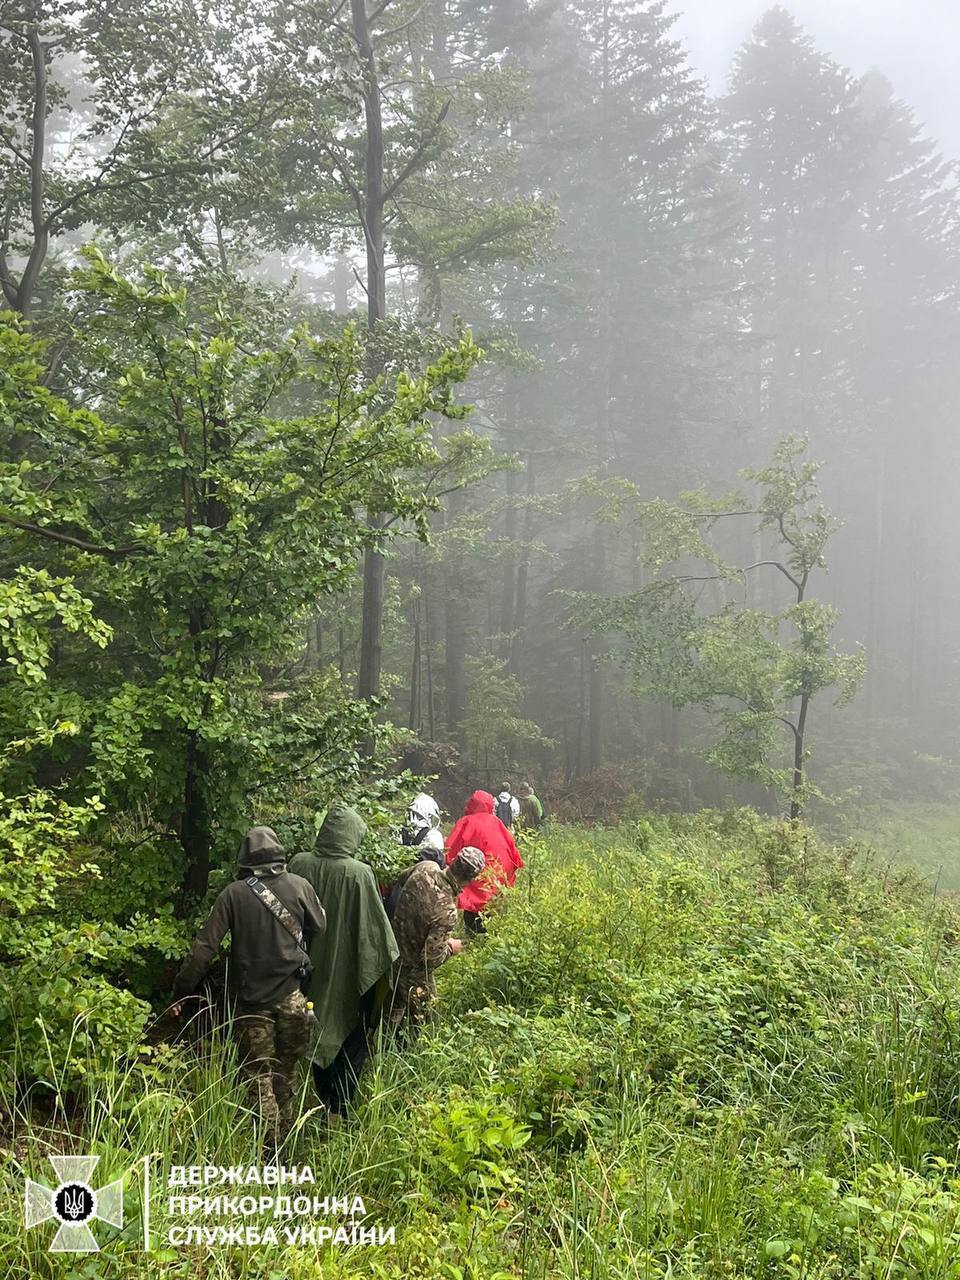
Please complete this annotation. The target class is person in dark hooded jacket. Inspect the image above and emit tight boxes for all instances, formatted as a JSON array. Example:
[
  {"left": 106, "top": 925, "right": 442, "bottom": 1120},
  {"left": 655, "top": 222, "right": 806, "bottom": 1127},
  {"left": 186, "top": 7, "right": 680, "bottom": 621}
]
[{"left": 171, "top": 826, "right": 326, "bottom": 1147}]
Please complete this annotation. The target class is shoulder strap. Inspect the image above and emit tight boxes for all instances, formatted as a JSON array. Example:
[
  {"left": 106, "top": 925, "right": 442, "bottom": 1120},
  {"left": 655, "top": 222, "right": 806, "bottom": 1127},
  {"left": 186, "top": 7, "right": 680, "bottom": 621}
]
[{"left": 244, "top": 876, "right": 308, "bottom": 956}]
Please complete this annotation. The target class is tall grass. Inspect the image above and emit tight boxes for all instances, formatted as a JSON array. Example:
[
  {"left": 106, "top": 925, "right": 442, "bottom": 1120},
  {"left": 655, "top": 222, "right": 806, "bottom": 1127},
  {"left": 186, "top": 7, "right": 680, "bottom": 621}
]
[{"left": 3, "top": 812, "right": 960, "bottom": 1278}]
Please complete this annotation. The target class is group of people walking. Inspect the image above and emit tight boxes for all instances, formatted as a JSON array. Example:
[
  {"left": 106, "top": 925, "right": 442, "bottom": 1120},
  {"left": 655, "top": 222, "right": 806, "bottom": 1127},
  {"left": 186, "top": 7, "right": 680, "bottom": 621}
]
[{"left": 170, "top": 783, "right": 544, "bottom": 1149}]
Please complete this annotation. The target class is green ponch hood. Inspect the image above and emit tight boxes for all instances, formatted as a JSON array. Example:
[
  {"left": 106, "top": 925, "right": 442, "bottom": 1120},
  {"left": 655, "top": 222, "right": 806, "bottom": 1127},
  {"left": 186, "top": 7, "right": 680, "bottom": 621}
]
[
  {"left": 313, "top": 804, "right": 367, "bottom": 859},
  {"left": 288, "top": 804, "right": 398, "bottom": 1068}
]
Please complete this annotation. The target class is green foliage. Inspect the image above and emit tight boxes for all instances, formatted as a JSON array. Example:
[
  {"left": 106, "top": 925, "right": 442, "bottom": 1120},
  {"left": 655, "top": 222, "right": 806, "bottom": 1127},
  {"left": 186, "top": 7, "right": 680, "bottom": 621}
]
[
  {"left": 421, "top": 1094, "right": 531, "bottom": 1194},
  {"left": 0, "top": 510, "right": 158, "bottom": 1087},
  {"left": 0, "top": 260, "right": 478, "bottom": 906},
  {"left": 572, "top": 439, "right": 865, "bottom": 815},
  {"left": 0, "top": 260, "right": 479, "bottom": 1087},
  {"left": 4, "top": 816, "right": 960, "bottom": 1278},
  {"left": 460, "top": 655, "right": 554, "bottom": 775}
]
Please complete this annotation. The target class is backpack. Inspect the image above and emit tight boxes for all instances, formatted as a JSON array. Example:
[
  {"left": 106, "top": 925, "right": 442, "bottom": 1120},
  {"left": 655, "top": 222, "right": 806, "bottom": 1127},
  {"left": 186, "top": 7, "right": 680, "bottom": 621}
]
[{"left": 495, "top": 796, "right": 514, "bottom": 827}]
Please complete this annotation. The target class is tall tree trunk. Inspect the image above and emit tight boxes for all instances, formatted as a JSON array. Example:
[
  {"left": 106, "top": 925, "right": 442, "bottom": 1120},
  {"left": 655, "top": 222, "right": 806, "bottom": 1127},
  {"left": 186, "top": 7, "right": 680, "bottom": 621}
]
[
  {"left": 509, "top": 453, "right": 536, "bottom": 677},
  {"left": 789, "top": 693, "right": 809, "bottom": 822},
  {"left": 576, "top": 637, "right": 589, "bottom": 777},
  {"left": 427, "top": 588, "right": 437, "bottom": 742},
  {"left": 353, "top": 0, "right": 388, "bottom": 705},
  {"left": 333, "top": 253, "right": 351, "bottom": 313},
  {"left": 588, "top": 643, "right": 603, "bottom": 772},
  {"left": 408, "top": 600, "right": 422, "bottom": 731},
  {"left": 1, "top": 30, "right": 49, "bottom": 318},
  {"left": 445, "top": 597, "right": 467, "bottom": 740},
  {"left": 585, "top": 524, "right": 607, "bottom": 771},
  {"left": 444, "top": 489, "right": 467, "bottom": 740},
  {"left": 358, "top": 522, "right": 385, "bottom": 701},
  {"left": 500, "top": 466, "right": 518, "bottom": 656},
  {"left": 178, "top": 729, "right": 213, "bottom": 910}
]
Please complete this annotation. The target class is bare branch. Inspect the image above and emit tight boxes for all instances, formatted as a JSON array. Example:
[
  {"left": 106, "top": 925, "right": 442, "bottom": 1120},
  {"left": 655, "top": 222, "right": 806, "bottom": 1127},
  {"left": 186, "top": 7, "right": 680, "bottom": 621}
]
[
  {"left": 740, "top": 559, "right": 802, "bottom": 591},
  {"left": 378, "top": 4, "right": 424, "bottom": 40},
  {"left": 0, "top": 132, "right": 31, "bottom": 165},
  {"left": 351, "top": 264, "right": 369, "bottom": 296}
]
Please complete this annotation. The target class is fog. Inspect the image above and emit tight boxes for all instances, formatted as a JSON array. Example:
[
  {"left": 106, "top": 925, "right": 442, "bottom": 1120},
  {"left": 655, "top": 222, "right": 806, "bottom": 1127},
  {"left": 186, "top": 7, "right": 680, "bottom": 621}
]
[
  {"left": 676, "top": 0, "right": 960, "bottom": 156},
  {"left": 3, "top": 0, "right": 960, "bottom": 834}
]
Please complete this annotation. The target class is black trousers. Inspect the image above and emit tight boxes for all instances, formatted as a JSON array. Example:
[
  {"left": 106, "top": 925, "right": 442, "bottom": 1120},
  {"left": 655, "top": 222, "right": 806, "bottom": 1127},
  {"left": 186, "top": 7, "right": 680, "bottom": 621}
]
[
  {"left": 463, "top": 910, "right": 485, "bottom": 936},
  {"left": 311, "top": 987, "right": 375, "bottom": 1115}
]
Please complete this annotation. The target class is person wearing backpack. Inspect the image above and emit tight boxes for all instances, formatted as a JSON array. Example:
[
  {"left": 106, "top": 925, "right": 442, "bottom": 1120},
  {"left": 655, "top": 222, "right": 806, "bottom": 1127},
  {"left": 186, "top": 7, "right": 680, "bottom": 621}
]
[
  {"left": 170, "top": 826, "right": 326, "bottom": 1151},
  {"left": 399, "top": 791, "right": 446, "bottom": 865},
  {"left": 388, "top": 846, "right": 486, "bottom": 1034},
  {"left": 493, "top": 786, "right": 520, "bottom": 828}
]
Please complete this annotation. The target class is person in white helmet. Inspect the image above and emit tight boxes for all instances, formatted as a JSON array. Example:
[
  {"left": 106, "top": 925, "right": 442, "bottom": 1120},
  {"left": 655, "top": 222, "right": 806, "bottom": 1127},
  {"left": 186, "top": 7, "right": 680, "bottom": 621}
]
[
  {"left": 400, "top": 792, "right": 445, "bottom": 865},
  {"left": 386, "top": 792, "right": 447, "bottom": 921}
]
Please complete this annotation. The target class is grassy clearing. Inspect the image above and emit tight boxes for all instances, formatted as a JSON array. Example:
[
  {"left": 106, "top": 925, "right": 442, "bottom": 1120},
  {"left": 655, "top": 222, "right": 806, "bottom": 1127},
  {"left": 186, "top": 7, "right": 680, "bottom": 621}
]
[
  {"left": 3, "top": 811, "right": 960, "bottom": 1278},
  {"left": 849, "top": 800, "right": 960, "bottom": 893}
]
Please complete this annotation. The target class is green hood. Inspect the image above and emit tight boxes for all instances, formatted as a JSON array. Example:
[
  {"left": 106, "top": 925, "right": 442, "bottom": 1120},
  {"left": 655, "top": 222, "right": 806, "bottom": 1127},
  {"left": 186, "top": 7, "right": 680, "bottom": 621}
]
[
  {"left": 288, "top": 802, "right": 397, "bottom": 1068},
  {"left": 313, "top": 804, "right": 367, "bottom": 859}
]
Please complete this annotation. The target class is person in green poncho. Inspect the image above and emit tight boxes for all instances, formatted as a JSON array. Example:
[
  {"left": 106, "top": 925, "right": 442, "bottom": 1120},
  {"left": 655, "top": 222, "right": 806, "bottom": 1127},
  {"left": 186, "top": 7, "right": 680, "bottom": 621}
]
[{"left": 288, "top": 804, "right": 398, "bottom": 1116}]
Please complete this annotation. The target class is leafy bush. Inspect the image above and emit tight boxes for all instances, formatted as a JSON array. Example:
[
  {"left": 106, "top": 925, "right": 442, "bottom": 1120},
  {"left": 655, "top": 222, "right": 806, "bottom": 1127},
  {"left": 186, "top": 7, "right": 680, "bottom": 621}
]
[{"left": 4, "top": 813, "right": 960, "bottom": 1279}]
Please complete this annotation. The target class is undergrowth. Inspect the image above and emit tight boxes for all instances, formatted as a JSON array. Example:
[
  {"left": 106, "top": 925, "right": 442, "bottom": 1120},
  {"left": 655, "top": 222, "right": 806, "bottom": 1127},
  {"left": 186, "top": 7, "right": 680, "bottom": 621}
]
[{"left": 3, "top": 809, "right": 960, "bottom": 1278}]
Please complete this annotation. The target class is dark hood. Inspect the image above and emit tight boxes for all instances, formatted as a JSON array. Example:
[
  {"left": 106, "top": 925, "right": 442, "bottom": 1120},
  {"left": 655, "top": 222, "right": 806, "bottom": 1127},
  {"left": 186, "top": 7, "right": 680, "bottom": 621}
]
[{"left": 237, "top": 826, "right": 285, "bottom": 869}]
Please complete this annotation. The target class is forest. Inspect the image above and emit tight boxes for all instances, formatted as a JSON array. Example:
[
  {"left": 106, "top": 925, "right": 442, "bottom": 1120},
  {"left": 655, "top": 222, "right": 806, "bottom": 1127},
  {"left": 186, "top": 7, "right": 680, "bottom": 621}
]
[{"left": 3, "top": 0, "right": 960, "bottom": 1276}]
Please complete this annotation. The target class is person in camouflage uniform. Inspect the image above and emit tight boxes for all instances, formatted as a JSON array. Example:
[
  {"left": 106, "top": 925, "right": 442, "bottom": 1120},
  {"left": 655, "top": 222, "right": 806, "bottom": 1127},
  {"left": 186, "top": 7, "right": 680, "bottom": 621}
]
[
  {"left": 388, "top": 846, "right": 485, "bottom": 1033},
  {"left": 171, "top": 827, "right": 325, "bottom": 1151},
  {"left": 233, "top": 989, "right": 312, "bottom": 1139}
]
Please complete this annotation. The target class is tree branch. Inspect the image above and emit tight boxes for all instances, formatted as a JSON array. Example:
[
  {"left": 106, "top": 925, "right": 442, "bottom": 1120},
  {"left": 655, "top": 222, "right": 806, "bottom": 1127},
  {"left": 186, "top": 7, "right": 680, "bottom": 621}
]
[
  {"left": 381, "top": 98, "right": 450, "bottom": 203},
  {"left": 740, "top": 560, "right": 802, "bottom": 591},
  {"left": 0, "top": 199, "right": 18, "bottom": 307},
  {"left": 15, "top": 27, "right": 51, "bottom": 315},
  {"left": 0, "top": 513, "right": 139, "bottom": 557},
  {"left": 378, "top": 4, "right": 425, "bottom": 40}
]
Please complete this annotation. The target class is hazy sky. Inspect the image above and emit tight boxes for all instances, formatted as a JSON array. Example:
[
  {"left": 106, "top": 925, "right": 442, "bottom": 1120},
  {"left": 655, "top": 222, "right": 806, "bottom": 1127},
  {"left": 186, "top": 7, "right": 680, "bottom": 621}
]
[{"left": 672, "top": 0, "right": 960, "bottom": 157}]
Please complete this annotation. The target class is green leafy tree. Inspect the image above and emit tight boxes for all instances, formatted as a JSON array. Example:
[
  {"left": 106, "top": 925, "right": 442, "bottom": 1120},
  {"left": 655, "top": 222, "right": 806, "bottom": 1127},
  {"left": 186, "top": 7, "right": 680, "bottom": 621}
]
[
  {"left": 0, "top": 1, "right": 298, "bottom": 321},
  {"left": 0, "top": 251, "right": 478, "bottom": 905},
  {"left": 0, "top": 458, "right": 161, "bottom": 1087},
  {"left": 572, "top": 439, "right": 864, "bottom": 817},
  {"left": 460, "top": 654, "right": 554, "bottom": 778}
]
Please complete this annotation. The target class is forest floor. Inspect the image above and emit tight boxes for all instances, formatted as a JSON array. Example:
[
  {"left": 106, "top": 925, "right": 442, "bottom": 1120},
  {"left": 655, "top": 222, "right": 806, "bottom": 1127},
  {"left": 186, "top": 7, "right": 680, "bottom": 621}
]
[{"left": 4, "top": 811, "right": 960, "bottom": 1279}]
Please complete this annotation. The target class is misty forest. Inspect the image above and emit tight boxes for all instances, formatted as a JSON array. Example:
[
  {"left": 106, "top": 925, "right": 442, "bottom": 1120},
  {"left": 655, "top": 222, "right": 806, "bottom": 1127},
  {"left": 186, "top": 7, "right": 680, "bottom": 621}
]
[{"left": 4, "top": 1, "right": 960, "bottom": 1277}]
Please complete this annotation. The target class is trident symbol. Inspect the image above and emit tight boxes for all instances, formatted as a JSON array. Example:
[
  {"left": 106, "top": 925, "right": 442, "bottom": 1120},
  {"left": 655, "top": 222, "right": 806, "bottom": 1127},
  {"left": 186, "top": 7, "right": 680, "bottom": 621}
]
[{"left": 62, "top": 1187, "right": 87, "bottom": 1221}]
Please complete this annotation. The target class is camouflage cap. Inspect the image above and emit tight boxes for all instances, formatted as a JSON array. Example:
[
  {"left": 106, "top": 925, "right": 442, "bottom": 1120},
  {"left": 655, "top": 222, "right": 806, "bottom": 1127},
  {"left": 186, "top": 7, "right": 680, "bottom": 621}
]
[{"left": 450, "top": 846, "right": 486, "bottom": 881}]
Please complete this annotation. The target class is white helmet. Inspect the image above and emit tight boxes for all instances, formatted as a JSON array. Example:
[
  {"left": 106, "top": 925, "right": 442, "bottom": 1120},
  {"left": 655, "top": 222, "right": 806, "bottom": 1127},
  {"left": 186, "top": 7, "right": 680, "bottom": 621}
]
[{"left": 407, "top": 792, "right": 441, "bottom": 829}]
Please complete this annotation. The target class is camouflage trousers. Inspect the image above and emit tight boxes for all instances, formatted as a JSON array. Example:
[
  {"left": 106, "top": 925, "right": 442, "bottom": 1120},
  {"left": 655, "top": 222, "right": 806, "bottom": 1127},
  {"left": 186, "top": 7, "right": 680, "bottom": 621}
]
[
  {"left": 233, "top": 989, "right": 310, "bottom": 1142},
  {"left": 388, "top": 966, "right": 436, "bottom": 1038}
]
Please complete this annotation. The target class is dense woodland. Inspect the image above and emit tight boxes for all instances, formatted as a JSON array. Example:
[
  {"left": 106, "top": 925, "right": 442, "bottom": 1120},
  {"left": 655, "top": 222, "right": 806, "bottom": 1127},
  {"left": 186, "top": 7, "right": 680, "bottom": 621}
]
[
  {"left": 2, "top": 0, "right": 960, "bottom": 1075},
  {"left": 7, "top": 6, "right": 960, "bottom": 1278}
]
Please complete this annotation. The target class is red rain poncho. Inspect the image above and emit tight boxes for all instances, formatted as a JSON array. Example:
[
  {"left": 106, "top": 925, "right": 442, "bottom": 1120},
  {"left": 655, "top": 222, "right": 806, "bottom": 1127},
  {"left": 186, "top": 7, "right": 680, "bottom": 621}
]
[{"left": 445, "top": 790, "right": 524, "bottom": 914}]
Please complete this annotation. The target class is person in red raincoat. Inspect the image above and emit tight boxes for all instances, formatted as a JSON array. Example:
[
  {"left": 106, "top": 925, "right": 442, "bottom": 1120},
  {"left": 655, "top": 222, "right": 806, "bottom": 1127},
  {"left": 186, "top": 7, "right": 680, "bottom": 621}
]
[{"left": 445, "top": 790, "right": 524, "bottom": 934}]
